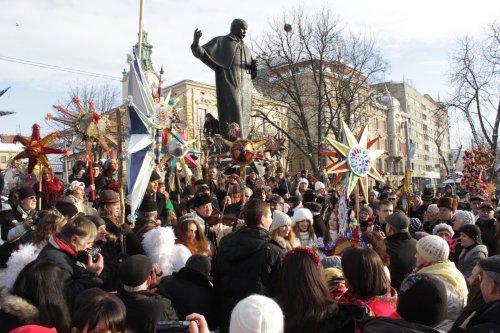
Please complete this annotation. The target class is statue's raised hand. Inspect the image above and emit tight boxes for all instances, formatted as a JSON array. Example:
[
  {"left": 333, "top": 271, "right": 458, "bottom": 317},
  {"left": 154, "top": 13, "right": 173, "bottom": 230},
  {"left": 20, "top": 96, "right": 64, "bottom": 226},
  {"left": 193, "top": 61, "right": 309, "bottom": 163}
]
[{"left": 193, "top": 28, "right": 202, "bottom": 44}]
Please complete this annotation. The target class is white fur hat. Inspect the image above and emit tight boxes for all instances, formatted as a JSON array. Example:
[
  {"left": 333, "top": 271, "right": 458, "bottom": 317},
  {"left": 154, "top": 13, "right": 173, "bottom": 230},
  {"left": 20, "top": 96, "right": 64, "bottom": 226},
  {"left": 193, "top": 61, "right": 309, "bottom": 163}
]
[
  {"left": 432, "top": 223, "right": 454, "bottom": 237},
  {"left": 314, "top": 181, "right": 325, "bottom": 191},
  {"left": 269, "top": 210, "right": 292, "bottom": 233},
  {"left": 230, "top": 295, "right": 284, "bottom": 333},
  {"left": 291, "top": 208, "right": 313, "bottom": 227},
  {"left": 298, "top": 178, "right": 308, "bottom": 185},
  {"left": 69, "top": 180, "right": 85, "bottom": 191},
  {"left": 416, "top": 235, "right": 450, "bottom": 263},
  {"left": 454, "top": 210, "right": 475, "bottom": 226}
]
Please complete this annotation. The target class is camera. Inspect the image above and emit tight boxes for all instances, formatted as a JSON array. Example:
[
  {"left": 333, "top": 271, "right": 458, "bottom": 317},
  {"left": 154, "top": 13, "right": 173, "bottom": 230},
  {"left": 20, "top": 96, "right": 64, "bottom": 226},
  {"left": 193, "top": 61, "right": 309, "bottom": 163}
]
[
  {"left": 155, "top": 321, "right": 192, "bottom": 333},
  {"left": 76, "top": 246, "right": 101, "bottom": 263}
]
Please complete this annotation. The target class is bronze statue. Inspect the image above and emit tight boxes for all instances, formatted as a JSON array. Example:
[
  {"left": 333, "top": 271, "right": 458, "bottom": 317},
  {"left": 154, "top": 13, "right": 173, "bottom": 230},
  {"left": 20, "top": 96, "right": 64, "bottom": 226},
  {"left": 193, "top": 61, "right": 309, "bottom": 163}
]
[{"left": 191, "top": 19, "right": 257, "bottom": 139}]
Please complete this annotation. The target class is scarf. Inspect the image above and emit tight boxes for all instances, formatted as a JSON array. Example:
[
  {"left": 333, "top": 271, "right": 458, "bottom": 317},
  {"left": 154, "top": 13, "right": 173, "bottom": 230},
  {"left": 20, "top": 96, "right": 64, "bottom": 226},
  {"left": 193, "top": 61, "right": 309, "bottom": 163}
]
[
  {"left": 418, "top": 260, "right": 468, "bottom": 299},
  {"left": 41, "top": 178, "right": 62, "bottom": 205},
  {"left": 299, "top": 231, "right": 314, "bottom": 247}
]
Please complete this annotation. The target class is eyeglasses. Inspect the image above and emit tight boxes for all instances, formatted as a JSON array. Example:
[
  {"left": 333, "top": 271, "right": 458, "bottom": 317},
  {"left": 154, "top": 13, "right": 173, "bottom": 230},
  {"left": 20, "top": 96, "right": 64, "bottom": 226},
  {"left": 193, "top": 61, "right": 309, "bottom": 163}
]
[{"left": 388, "top": 197, "right": 397, "bottom": 201}]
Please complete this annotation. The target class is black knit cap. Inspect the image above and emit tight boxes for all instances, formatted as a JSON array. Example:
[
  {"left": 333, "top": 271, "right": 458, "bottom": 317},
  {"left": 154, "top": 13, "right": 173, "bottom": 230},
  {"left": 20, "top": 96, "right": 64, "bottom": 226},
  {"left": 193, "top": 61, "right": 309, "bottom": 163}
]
[
  {"left": 85, "top": 215, "right": 106, "bottom": 228},
  {"left": 397, "top": 273, "right": 448, "bottom": 327},
  {"left": 459, "top": 224, "right": 482, "bottom": 244},
  {"left": 119, "top": 255, "right": 152, "bottom": 287}
]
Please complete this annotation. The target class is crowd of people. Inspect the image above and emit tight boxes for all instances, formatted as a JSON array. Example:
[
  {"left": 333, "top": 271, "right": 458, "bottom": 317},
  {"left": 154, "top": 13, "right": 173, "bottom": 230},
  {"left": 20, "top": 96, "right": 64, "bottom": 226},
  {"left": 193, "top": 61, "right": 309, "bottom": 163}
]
[{"left": 0, "top": 160, "right": 499, "bottom": 333}]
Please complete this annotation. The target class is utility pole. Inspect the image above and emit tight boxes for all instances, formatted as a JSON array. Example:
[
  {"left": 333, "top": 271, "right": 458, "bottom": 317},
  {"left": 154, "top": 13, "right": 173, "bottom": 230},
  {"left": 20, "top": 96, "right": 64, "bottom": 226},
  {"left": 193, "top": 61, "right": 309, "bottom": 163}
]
[{"left": 137, "top": 0, "right": 145, "bottom": 59}]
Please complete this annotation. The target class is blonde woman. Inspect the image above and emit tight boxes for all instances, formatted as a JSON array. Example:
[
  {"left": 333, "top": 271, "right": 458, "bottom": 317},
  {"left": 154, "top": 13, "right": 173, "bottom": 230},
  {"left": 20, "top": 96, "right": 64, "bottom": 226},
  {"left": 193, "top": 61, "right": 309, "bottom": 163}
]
[{"left": 269, "top": 210, "right": 296, "bottom": 251}]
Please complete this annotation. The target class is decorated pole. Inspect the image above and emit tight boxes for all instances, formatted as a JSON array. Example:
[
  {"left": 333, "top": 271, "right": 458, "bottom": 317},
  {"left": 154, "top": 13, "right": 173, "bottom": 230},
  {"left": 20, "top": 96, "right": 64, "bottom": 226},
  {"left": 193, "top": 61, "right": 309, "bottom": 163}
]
[
  {"left": 37, "top": 166, "right": 42, "bottom": 210},
  {"left": 116, "top": 108, "right": 125, "bottom": 225},
  {"left": 137, "top": 0, "right": 145, "bottom": 59}
]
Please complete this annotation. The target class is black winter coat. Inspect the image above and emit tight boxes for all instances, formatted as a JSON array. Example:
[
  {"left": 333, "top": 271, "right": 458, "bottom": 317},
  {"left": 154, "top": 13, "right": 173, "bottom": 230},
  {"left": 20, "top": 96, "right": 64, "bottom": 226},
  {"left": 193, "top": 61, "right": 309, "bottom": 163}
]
[
  {"left": 118, "top": 290, "right": 178, "bottom": 333},
  {"left": 213, "top": 226, "right": 284, "bottom": 332},
  {"left": 362, "top": 317, "right": 441, "bottom": 333},
  {"left": 477, "top": 219, "right": 497, "bottom": 256},
  {"left": 157, "top": 267, "right": 217, "bottom": 330},
  {"left": 449, "top": 300, "right": 500, "bottom": 333},
  {"left": 36, "top": 236, "right": 103, "bottom": 306},
  {"left": 385, "top": 232, "right": 417, "bottom": 291},
  {"left": 0, "top": 288, "right": 40, "bottom": 332}
]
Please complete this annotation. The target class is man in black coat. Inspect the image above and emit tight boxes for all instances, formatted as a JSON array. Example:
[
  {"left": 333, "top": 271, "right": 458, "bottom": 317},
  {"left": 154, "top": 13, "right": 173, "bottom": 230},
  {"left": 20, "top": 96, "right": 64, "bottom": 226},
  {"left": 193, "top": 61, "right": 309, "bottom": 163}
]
[
  {"left": 213, "top": 199, "right": 284, "bottom": 333},
  {"left": 37, "top": 216, "right": 104, "bottom": 306},
  {"left": 157, "top": 254, "right": 217, "bottom": 330},
  {"left": 384, "top": 212, "right": 417, "bottom": 291},
  {"left": 449, "top": 255, "right": 500, "bottom": 332},
  {"left": 476, "top": 202, "right": 497, "bottom": 256},
  {"left": 117, "top": 255, "right": 178, "bottom": 333},
  {"left": 140, "top": 170, "right": 169, "bottom": 225}
]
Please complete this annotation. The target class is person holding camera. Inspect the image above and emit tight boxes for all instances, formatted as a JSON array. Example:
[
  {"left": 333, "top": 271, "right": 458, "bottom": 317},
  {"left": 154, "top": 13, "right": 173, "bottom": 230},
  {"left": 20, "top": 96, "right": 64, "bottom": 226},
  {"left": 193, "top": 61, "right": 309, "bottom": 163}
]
[
  {"left": 1, "top": 187, "right": 38, "bottom": 242},
  {"left": 118, "top": 254, "right": 178, "bottom": 333},
  {"left": 36, "top": 215, "right": 104, "bottom": 306}
]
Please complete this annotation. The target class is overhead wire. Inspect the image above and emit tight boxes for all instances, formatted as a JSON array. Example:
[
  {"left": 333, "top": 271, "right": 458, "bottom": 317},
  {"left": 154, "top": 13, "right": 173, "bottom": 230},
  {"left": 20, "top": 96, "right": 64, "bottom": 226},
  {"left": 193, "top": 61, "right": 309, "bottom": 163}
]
[{"left": 0, "top": 55, "right": 122, "bottom": 81}]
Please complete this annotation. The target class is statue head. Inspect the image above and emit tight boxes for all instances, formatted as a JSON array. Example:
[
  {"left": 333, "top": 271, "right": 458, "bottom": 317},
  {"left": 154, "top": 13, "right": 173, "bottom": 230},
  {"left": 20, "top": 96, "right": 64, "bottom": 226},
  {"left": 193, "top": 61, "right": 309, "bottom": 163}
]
[{"left": 230, "top": 19, "right": 248, "bottom": 40}]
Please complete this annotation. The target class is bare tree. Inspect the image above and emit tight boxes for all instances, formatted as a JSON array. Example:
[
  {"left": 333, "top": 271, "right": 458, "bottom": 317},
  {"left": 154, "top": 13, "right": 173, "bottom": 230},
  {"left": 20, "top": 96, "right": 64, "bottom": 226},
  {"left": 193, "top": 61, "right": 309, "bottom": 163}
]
[
  {"left": 447, "top": 21, "right": 500, "bottom": 181},
  {"left": 252, "top": 6, "right": 388, "bottom": 176}
]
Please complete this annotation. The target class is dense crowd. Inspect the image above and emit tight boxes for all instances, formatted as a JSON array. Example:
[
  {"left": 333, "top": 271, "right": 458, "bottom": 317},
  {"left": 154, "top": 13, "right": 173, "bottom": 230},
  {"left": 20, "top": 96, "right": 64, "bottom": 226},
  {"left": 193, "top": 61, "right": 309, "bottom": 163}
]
[{"left": 0, "top": 160, "right": 499, "bottom": 333}]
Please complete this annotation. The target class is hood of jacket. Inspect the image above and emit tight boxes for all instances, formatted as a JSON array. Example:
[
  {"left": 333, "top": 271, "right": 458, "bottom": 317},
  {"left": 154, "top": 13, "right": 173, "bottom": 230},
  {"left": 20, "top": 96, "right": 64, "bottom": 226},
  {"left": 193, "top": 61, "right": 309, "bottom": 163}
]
[{"left": 0, "top": 288, "right": 39, "bottom": 323}]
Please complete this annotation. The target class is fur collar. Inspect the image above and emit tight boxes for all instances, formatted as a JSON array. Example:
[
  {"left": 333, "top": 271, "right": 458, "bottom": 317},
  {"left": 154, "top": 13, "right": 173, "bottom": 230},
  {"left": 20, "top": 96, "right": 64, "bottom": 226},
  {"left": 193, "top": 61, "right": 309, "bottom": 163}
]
[{"left": 0, "top": 288, "right": 39, "bottom": 323}]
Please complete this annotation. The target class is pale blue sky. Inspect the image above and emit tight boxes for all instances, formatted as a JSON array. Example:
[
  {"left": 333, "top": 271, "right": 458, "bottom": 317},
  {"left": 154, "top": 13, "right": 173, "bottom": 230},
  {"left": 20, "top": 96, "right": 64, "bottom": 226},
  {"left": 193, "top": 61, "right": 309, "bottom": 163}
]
[{"left": 0, "top": 0, "right": 498, "bottom": 145}]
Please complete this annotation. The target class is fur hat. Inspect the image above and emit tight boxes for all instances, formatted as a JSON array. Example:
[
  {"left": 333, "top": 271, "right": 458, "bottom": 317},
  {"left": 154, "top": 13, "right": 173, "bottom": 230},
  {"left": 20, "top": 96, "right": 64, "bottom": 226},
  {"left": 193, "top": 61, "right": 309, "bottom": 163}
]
[
  {"left": 437, "top": 197, "right": 458, "bottom": 212},
  {"left": 397, "top": 273, "right": 448, "bottom": 327},
  {"left": 142, "top": 226, "right": 175, "bottom": 276},
  {"left": 321, "top": 255, "right": 342, "bottom": 269},
  {"left": 303, "top": 201, "right": 322, "bottom": 216},
  {"left": 119, "top": 255, "right": 152, "bottom": 287},
  {"left": 314, "top": 181, "right": 325, "bottom": 191},
  {"left": 359, "top": 205, "right": 373, "bottom": 216},
  {"left": 291, "top": 208, "right": 313, "bottom": 226},
  {"left": 454, "top": 210, "right": 475, "bottom": 226},
  {"left": 69, "top": 180, "right": 85, "bottom": 191},
  {"left": 416, "top": 235, "right": 450, "bottom": 263},
  {"left": 270, "top": 210, "right": 292, "bottom": 233},
  {"left": 432, "top": 223, "right": 454, "bottom": 237},
  {"left": 99, "top": 190, "right": 119, "bottom": 204},
  {"left": 18, "top": 187, "right": 36, "bottom": 200},
  {"left": 459, "top": 224, "right": 482, "bottom": 245},
  {"left": 193, "top": 194, "right": 211, "bottom": 207},
  {"left": 386, "top": 212, "right": 410, "bottom": 233},
  {"left": 229, "top": 295, "right": 284, "bottom": 333}
]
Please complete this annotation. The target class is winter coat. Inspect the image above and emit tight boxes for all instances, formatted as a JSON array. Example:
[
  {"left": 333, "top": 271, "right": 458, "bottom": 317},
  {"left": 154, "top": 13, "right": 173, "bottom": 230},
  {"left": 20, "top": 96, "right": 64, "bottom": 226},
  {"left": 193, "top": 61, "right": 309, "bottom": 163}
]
[
  {"left": 385, "top": 232, "right": 417, "bottom": 291},
  {"left": 458, "top": 244, "right": 488, "bottom": 279},
  {"left": 157, "top": 267, "right": 217, "bottom": 330},
  {"left": 477, "top": 219, "right": 497, "bottom": 255},
  {"left": 103, "top": 217, "right": 145, "bottom": 256},
  {"left": 118, "top": 289, "right": 178, "bottom": 333},
  {"left": 362, "top": 317, "right": 442, "bottom": 333},
  {"left": 315, "top": 303, "right": 365, "bottom": 333},
  {"left": 37, "top": 234, "right": 103, "bottom": 305},
  {"left": 0, "top": 288, "right": 40, "bottom": 332},
  {"left": 213, "top": 226, "right": 284, "bottom": 332},
  {"left": 449, "top": 300, "right": 500, "bottom": 333}
]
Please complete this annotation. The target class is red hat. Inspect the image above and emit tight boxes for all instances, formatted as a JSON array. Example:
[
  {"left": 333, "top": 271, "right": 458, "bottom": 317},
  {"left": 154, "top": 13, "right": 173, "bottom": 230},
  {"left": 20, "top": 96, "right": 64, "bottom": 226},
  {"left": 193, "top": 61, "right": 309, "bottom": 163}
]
[{"left": 10, "top": 325, "right": 57, "bottom": 333}]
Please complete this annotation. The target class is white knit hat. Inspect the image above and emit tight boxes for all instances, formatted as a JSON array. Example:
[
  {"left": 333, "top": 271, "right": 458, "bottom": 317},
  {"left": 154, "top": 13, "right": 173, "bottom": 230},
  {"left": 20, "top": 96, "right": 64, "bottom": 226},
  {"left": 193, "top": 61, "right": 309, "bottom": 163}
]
[
  {"left": 229, "top": 295, "right": 284, "bottom": 333},
  {"left": 298, "top": 178, "right": 308, "bottom": 185},
  {"left": 269, "top": 210, "right": 292, "bottom": 233},
  {"left": 432, "top": 223, "right": 454, "bottom": 237},
  {"left": 454, "top": 210, "right": 475, "bottom": 226},
  {"left": 416, "top": 235, "right": 450, "bottom": 263},
  {"left": 314, "top": 181, "right": 325, "bottom": 191},
  {"left": 291, "top": 208, "right": 313, "bottom": 227}
]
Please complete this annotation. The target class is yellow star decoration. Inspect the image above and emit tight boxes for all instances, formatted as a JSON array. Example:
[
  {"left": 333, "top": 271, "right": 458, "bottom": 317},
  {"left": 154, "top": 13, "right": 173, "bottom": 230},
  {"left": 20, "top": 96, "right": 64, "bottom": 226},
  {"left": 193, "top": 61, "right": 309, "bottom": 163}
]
[{"left": 323, "top": 119, "right": 385, "bottom": 200}]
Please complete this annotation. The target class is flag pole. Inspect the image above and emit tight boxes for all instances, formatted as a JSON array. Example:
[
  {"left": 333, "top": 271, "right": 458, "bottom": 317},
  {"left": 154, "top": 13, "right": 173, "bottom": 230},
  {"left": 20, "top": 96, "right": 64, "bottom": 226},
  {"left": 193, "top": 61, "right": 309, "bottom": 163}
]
[{"left": 137, "top": 0, "right": 145, "bottom": 59}]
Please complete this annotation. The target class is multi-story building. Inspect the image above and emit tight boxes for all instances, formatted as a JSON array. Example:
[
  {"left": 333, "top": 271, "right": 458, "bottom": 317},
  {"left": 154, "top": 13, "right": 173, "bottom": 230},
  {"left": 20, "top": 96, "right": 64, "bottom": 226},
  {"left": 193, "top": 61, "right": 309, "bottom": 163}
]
[
  {"left": 372, "top": 82, "right": 451, "bottom": 188},
  {"left": 0, "top": 135, "right": 23, "bottom": 170}
]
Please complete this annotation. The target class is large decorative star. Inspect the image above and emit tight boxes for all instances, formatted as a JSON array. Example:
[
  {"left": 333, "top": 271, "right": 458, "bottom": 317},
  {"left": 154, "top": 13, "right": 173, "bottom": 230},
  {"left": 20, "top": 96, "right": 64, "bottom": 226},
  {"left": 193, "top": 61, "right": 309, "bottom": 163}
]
[
  {"left": 47, "top": 97, "right": 117, "bottom": 159},
  {"left": 218, "top": 136, "right": 267, "bottom": 179},
  {"left": 13, "top": 124, "right": 68, "bottom": 173},
  {"left": 322, "top": 119, "right": 385, "bottom": 200}
]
